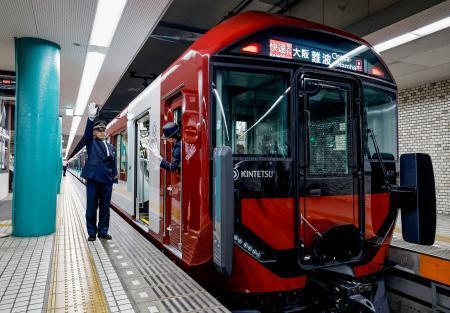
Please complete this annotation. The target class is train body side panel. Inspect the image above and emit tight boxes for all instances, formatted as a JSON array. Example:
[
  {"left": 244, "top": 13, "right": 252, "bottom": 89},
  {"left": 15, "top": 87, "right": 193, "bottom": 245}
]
[{"left": 161, "top": 52, "right": 213, "bottom": 265}]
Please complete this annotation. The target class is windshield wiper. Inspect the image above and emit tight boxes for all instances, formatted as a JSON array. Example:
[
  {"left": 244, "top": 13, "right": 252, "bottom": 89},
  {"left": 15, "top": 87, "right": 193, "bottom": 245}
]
[
  {"left": 212, "top": 84, "right": 230, "bottom": 141},
  {"left": 368, "top": 128, "right": 390, "bottom": 189}
]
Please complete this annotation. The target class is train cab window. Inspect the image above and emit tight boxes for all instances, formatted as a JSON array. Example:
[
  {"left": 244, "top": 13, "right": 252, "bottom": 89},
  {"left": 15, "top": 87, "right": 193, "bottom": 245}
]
[
  {"left": 306, "top": 81, "right": 350, "bottom": 176},
  {"left": 364, "top": 85, "right": 398, "bottom": 160},
  {"left": 213, "top": 68, "right": 290, "bottom": 157}
]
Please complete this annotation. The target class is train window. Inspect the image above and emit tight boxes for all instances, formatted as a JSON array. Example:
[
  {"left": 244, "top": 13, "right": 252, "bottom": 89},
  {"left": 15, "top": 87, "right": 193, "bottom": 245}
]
[
  {"left": 306, "top": 82, "right": 350, "bottom": 176},
  {"left": 136, "top": 114, "right": 150, "bottom": 224},
  {"left": 213, "top": 68, "right": 290, "bottom": 157},
  {"left": 116, "top": 131, "right": 127, "bottom": 181},
  {"left": 0, "top": 101, "right": 9, "bottom": 171},
  {"left": 364, "top": 85, "right": 398, "bottom": 160}
]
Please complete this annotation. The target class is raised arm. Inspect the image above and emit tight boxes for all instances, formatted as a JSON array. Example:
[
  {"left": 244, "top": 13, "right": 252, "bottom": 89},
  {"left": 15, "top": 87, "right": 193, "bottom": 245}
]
[
  {"left": 84, "top": 102, "right": 98, "bottom": 146},
  {"left": 84, "top": 119, "right": 94, "bottom": 145}
]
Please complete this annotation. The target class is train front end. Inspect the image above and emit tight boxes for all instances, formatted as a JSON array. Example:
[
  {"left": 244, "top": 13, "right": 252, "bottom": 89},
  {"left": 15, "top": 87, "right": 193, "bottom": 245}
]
[{"left": 203, "top": 12, "right": 436, "bottom": 312}]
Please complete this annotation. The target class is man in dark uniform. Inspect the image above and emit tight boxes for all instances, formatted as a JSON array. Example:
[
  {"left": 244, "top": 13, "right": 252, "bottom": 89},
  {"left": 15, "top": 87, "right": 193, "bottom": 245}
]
[
  {"left": 150, "top": 122, "right": 181, "bottom": 171},
  {"left": 81, "top": 102, "right": 118, "bottom": 241}
]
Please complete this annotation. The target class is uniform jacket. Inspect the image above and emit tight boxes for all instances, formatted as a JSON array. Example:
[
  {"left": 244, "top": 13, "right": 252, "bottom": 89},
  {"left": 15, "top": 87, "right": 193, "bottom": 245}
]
[
  {"left": 161, "top": 140, "right": 181, "bottom": 172},
  {"left": 81, "top": 119, "right": 118, "bottom": 184}
]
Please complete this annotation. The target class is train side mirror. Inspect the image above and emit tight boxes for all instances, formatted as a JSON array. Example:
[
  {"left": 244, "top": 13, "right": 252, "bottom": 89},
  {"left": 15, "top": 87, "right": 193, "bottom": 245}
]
[{"left": 399, "top": 153, "right": 436, "bottom": 245}]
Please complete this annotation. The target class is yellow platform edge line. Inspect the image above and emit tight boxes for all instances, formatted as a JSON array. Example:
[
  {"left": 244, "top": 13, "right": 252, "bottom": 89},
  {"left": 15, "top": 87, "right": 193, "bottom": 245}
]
[{"left": 46, "top": 180, "right": 109, "bottom": 313}]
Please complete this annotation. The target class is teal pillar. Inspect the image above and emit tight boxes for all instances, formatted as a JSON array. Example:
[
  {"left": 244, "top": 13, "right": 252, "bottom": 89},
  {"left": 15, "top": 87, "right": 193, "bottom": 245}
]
[
  {"left": 13, "top": 38, "right": 60, "bottom": 237},
  {"left": 56, "top": 117, "right": 62, "bottom": 194}
]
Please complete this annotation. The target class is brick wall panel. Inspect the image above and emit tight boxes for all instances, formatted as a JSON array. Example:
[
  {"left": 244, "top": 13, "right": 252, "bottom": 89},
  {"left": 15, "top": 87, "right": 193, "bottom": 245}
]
[{"left": 398, "top": 79, "right": 450, "bottom": 215}]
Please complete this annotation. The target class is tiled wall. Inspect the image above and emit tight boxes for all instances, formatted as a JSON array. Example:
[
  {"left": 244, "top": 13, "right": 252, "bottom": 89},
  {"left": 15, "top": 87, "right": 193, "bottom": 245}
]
[{"left": 398, "top": 80, "right": 450, "bottom": 214}]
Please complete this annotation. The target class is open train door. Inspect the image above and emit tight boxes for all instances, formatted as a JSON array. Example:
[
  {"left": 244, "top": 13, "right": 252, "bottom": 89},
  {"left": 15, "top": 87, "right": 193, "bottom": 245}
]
[
  {"left": 162, "top": 96, "right": 183, "bottom": 257},
  {"left": 297, "top": 70, "right": 365, "bottom": 270}
]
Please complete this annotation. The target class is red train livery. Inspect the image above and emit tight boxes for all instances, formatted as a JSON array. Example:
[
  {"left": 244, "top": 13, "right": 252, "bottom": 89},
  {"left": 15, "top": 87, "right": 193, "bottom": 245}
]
[{"left": 70, "top": 11, "right": 436, "bottom": 312}]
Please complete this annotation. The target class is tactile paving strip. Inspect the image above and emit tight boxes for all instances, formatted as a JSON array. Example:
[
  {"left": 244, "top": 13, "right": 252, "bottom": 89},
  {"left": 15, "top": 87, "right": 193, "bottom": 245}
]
[
  {"left": 0, "top": 219, "right": 12, "bottom": 238},
  {"left": 69, "top": 177, "right": 136, "bottom": 313},
  {"left": 69, "top": 174, "right": 230, "bottom": 313},
  {"left": 46, "top": 178, "right": 109, "bottom": 312}
]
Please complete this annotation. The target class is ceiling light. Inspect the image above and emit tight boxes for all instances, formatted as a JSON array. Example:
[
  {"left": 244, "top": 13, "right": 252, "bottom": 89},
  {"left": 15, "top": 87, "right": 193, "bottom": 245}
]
[
  {"left": 89, "top": 0, "right": 128, "bottom": 47},
  {"left": 374, "top": 33, "right": 419, "bottom": 53},
  {"left": 412, "top": 17, "right": 450, "bottom": 36},
  {"left": 74, "top": 51, "right": 106, "bottom": 116},
  {"left": 65, "top": 0, "right": 128, "bottom": 156},
  {"left": 373, "top": 16, "right": 450, "bottom": 53},
  {"left": 66, "top": 108, "right": 74, "bottom": 116}
]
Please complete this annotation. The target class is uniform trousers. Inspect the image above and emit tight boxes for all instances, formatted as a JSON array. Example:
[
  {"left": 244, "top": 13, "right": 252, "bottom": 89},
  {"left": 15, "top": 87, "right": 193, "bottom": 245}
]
[{"left": 86, "top": 179, "right": 113, "bottom": 237}]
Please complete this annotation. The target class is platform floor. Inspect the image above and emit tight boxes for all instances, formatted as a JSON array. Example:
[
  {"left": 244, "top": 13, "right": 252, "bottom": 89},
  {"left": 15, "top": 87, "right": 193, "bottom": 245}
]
[
  {"left": 0, "top": 175, "right": 228, "bottom": 313},
  {"left": 393, "top": 212, "right": 450, "bottom": 260}
]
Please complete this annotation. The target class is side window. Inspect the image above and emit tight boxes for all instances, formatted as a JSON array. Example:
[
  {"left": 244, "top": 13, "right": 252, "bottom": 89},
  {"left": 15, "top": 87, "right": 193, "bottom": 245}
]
[
  {"left": 173, "top": 107, "right": 182, "bottom": 129},
  {"left": 364, "top": 85, "right": 398, "bottom": 160}
]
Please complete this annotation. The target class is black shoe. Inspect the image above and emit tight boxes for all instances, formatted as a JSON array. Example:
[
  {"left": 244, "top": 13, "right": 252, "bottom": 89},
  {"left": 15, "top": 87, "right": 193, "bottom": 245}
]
[
  {"left": 98, "top": 234, "right": 112, "bottom": 240},
  {"left": 88, "top": 235, "right": 96, "bottom": 241}
]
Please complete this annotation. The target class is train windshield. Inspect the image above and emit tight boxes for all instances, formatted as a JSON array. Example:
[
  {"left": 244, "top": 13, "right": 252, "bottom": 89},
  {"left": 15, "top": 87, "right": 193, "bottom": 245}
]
[
  {"left": 364, "top": 85, "right": 398, "bottom": 160},
  {"left": 213, "top": 68, "right": 291, "bottom": 157}
]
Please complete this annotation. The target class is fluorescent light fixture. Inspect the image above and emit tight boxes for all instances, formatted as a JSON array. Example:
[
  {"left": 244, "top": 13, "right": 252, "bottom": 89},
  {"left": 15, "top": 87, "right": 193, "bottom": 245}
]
[
  {"left": 89, "top": 0, "right": 128, "bottom": 47},
  {"left": 74, "top": 51, "right": 106, "bottom": 115},
  {"left": 65, "top": 108, "right": 74, "bottom": 116},
  {"left": 374, "top": 16, "right": 450, "bottom": 53},
  {"left": 65, "top": 0, "right": 128, "bottom": 157},
  {"left": 412, "top": 17, "right": 450, "bottom": 36},
  {"left": 65, "top": 51, "right": 105, "bottom": 157},
  {"left": 374, "top": 33, "right": 419, "bottom": 53}
]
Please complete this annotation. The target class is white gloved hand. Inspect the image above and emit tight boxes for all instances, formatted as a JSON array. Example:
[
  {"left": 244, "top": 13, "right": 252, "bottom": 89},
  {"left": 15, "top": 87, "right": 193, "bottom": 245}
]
[
  {"left": 149, "top": 143, "right": 163, "bottom": 162},
  {"left": 88, "top": 102, "right": 98, "bottom": 121}
]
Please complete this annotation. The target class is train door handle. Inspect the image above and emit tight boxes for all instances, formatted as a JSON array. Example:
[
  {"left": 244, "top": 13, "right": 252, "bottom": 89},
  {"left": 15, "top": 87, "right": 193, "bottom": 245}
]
[{"left": 308, "top": 188, "right": 322, "bottom": 197}]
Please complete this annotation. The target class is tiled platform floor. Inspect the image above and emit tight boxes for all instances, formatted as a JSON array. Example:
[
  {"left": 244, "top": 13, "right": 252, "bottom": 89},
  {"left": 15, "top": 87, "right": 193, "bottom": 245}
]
[
  {"left": 69, "top": 174, "right": 229, "bottom": 313},
  {"left": 393, "top": 212, "right": 450, "bottom": 260},
  {"left": 0, "top": 235, "right": 53, "bottom": 312}
]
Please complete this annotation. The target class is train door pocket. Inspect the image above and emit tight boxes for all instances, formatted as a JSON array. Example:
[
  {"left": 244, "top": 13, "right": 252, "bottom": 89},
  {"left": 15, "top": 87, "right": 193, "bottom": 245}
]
[{"left": 163, "top": 101, "right": 183, "bottom": 255}]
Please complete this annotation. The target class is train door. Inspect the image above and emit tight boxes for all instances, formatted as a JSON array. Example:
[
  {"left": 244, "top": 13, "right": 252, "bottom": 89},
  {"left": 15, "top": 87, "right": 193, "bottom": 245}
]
[
  {"left": 297, "top": 72, "right": 364, "bottom": 269},
  {"left": 163, "top": 99, "right": 183, "bottom": 255},
  {"left": 135, "top": 114, "right": 150, "bottom": 226}
]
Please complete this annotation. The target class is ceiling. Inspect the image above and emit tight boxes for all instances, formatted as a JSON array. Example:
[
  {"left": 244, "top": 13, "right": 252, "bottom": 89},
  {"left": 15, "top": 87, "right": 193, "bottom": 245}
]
[
  {"left": 0, "top": 0, "right": 172, "bottom": 154},
  {"left": 1, "top": 0, "right": 449, "bottom": 158},
  {"left": 363, "top": 0, "right": 450, "bottom": 89}
]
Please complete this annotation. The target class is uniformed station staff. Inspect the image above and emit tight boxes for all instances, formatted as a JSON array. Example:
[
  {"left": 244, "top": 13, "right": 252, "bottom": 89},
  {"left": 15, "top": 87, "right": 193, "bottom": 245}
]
[
  {"left": 81, "top": 102, "right": 118, "bottom": 241},
  {"left": 150, "top": 122, "right": 181, "bottom": 172}
]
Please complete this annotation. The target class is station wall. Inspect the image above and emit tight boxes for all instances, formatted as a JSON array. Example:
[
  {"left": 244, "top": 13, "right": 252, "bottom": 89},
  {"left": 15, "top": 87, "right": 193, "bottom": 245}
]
[{"left": 398, "top": 79, "right": 450, "bottom": 215}]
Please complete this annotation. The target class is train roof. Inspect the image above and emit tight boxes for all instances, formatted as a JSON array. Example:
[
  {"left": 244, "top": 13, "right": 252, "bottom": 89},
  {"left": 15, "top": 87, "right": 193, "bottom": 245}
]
[{"left": 162, "top": 11, "right": 375, "bottom": 76}]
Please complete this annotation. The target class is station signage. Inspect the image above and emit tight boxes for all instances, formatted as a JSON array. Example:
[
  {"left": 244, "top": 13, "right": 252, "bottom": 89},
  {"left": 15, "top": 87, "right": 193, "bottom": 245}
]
[
  {"left": 0, "top": 78, "right": 15, "bottom": 90},
  {"left": 269, "top": 39, "right": 363, "bottom": 72},
  {"left": 0, "top": 74, "right": 15, "bottom": 95}
]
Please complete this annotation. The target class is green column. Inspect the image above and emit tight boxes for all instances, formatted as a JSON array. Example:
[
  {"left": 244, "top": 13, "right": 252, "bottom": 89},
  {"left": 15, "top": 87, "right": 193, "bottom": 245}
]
[
  {"left": 13, "top": 38, "right": 60, "bottom": 237},
  {"left": 56, "top": 117, "right": 62, "bottom": 194}
]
